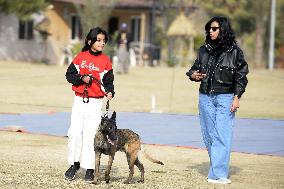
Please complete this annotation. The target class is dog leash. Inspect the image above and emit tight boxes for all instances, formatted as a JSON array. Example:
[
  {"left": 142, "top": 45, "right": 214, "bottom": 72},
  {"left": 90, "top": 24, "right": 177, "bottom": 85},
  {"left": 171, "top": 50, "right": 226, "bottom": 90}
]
[
  {"left": 105, "top": 100, "right": 109, "bottom": 117},
  {"left": 82, "top": 75, "right": 94, "bottom": 103},
  {"left": 82, "top": 74, "right": 110, "bottom": 117}
]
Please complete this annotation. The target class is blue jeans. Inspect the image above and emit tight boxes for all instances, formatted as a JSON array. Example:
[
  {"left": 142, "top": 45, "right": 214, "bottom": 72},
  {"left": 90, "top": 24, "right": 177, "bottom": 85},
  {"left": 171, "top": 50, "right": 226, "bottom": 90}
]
[{"left": 198, "top": 93, "right": 235, "bottom": 179}]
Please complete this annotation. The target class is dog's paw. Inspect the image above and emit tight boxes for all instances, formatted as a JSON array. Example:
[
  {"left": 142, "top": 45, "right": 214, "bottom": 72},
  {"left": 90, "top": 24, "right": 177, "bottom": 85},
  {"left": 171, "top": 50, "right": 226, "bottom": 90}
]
[
  {"left": 105, "top": 176, "right": 110, "bottom": 183},
  {"left": 123, "top": 179, "right": 131, "bottom": 184},
  {"left": 137, "top": 179, "right": 144, "bottom": 183},
  {"left": 93, "top": 178, "right": 100, "bottom": 185}
]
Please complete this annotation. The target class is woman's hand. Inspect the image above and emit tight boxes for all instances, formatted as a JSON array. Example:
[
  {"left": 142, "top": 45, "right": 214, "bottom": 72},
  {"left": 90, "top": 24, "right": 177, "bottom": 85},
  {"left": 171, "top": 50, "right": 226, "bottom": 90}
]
[
  {"left": 191, "top": 70, "right": 206, "bottom": 81},
  {"left": 106, "top": 92, "right": 113, "bottom": 100},
  {"left": 230, "top": 96, "right": 240, "bottom": 112}
]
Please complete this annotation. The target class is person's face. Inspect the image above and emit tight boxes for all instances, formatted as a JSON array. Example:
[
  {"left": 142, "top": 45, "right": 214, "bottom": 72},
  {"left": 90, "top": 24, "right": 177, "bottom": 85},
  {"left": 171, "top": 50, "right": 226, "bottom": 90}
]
[
  {"left": 90, "top": 33, "right": 106, "bottom": 52},
  {"left": 209, "top": 21, "right": 220, "bottom": 40}
]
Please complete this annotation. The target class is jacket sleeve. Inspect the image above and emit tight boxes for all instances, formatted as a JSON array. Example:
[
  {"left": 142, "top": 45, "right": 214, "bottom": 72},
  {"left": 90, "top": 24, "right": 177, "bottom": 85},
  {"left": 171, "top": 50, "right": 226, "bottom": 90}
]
[
  {"left": 65, "top": 63, "right": 84, "bottom": 86},
  {"left": 186, "top": 50, "right": 201, "bottom": 82},
  {"left": 234, "top": 48, "right": 249, "bottom": 98},
  {"left": 102, "top": 69, "right": 115, "bottom": 97}
]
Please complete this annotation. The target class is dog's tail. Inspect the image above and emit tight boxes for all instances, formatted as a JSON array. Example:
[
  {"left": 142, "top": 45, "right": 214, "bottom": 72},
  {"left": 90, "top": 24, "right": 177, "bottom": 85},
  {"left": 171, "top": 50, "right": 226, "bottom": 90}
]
[{"left": 141, "top": 145, "right": 164, "bottom": 165}]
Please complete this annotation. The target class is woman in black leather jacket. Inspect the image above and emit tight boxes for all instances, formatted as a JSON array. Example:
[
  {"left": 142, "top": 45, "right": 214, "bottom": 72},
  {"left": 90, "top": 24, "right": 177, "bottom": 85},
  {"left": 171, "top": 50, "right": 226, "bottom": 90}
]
[{"left": 186, "top": 16, "right": 248, "bottom": 184}]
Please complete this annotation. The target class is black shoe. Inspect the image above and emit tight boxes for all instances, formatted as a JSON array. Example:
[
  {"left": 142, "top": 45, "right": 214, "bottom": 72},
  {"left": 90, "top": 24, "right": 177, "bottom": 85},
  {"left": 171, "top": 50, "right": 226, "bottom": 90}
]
[
  {"left": 84, "top": 169, "right": 94, "bottom": 183},
  {"left": 64, "top": 162, "right": 80, "bottom": 181}
]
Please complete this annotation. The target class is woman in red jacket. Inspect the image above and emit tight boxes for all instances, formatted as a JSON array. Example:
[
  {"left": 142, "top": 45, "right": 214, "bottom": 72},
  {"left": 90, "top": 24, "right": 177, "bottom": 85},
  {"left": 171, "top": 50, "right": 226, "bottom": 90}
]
[{"left": 64, "top": 27, "right": 114, "bottom": 183}]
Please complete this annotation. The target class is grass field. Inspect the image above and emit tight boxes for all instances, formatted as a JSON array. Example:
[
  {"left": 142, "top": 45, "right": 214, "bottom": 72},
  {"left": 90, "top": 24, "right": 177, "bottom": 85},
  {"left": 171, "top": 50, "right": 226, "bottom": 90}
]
[
  {"left": 0, "top": 131, "right": 283, "bottom": 189},
  {"left": 0, "top": 60, "right": 284, "bottom": 119},
  {"left": 0, "top": 61, "right": 284, "bottom": 189}
]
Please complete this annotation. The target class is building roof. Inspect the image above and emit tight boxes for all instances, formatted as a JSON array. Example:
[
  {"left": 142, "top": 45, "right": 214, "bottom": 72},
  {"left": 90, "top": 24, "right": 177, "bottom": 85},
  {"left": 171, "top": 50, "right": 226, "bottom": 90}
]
[{"left": 167, "top": 12, "right": 196, "bottom": 37}]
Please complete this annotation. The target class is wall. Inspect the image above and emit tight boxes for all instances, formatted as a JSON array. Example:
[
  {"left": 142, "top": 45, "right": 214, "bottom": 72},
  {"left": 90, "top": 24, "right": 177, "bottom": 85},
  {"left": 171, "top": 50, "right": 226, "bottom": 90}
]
[{"left": 0, "top": 13, "right": 53, "bottom": 63}]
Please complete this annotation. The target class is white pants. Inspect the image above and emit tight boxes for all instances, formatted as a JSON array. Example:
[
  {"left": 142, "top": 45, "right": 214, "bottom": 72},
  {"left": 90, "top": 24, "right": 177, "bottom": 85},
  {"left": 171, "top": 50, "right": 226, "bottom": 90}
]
[{"left": 67, "top": 96, "right": 103, "bottom": 169}]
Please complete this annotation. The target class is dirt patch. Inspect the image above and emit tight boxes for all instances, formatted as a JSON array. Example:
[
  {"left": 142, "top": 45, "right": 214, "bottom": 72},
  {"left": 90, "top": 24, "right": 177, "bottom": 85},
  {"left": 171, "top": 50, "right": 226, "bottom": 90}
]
[{"left": 0, "top": 131, "right": 283, "bottom": 189}]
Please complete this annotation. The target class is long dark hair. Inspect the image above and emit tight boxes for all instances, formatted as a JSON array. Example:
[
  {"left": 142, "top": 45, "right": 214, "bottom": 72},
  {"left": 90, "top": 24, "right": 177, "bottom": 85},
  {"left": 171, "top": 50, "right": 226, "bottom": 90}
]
[
  {"left": 81, "top": 27, "right": 108, "bottom": 52},
  {"left": 205, "top": 16, "right": 236, "bottom": 50}
]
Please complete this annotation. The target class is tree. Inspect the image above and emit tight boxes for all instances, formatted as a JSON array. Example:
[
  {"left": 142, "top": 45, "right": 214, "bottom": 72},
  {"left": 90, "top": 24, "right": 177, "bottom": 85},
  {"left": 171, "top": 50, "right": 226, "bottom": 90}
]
[
  {"left": 275, "top": 0, "right": 284, "bottom": 67},
  {"left": 0, "top": 0, "right": 49, "bottom": 20},
  {"left": 194, "top": 0, "right": 249, "bottom": 35},
  {"left": 74, "top": 0, "right": 117, "bottom": 35},
  {"left": 155, "top": 0, "right": 181, "bottom": 63},
  {"left": 194, "top": 0, "right": 270, "bottom": 68},
  {"left": 246, "top": 0, "right": 270, "bottom": 68}
]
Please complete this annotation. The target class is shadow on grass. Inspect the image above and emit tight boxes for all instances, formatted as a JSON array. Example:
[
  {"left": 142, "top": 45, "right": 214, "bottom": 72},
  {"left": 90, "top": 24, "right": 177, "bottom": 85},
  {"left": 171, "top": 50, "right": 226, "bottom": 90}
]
[
  {"left": 188, "top": 162, "right": 242, "bottom": 177},
  {"left": 77, "top": 165, "right": 142, "bottom": 183}
]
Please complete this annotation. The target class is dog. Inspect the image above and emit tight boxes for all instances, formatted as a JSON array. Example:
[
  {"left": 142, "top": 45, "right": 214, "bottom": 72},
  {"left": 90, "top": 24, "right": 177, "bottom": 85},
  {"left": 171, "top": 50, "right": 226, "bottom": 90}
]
[{"left": 94, "top": 111, "right": 164, "bottom": 184}]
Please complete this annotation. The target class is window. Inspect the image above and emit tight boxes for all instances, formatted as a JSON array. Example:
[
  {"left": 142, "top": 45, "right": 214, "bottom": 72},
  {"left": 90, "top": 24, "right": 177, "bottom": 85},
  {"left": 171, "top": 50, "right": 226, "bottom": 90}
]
[
  {"left": 71, "top": 15, "right": 82, "bottom": 40},
  {"left": 19, "top": 20, "right": 33, "bottom": 40},
  {"left": 131, "top": 17, "right": 141, "bottom": 42},
  {"left": 108, "top": 17, "right": 118, "bottom": 36}
]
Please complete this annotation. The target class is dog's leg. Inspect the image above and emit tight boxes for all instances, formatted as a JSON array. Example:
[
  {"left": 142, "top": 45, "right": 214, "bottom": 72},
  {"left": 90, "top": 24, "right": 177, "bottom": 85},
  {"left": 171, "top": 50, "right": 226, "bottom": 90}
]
[
  {"left": 94, "top": 151, "right": 101, "bottom": 184},
  {"left": 105, "top": 151, "right": 115, "bottom": 184},
  {"left": 135, "top": 158, "right": 144, "bottom": 183},
  {"left": 124, "top": 152, "right": 135, "bottom": 184}
]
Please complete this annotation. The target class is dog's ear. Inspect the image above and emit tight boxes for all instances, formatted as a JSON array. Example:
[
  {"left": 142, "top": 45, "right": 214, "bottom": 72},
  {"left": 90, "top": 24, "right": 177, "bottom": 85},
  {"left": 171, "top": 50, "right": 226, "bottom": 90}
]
[
  {"left": 103, "top": 112, "right": 109, "bottom": 118},
  {"left": 110, "top": 111, "right": 116, "bottom": 121},
  {"left": 101, "top": 116, "right": 106, "bottom": 123}
]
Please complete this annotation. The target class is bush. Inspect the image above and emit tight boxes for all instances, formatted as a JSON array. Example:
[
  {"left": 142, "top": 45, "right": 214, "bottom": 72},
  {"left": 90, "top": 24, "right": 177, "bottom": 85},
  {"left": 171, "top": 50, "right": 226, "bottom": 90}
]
[
  {"left": 167, "top": 56, "right": 177, "bottom": 67},
  {"left": 71, "top": 42, "right": 83, "bottom": 57}
]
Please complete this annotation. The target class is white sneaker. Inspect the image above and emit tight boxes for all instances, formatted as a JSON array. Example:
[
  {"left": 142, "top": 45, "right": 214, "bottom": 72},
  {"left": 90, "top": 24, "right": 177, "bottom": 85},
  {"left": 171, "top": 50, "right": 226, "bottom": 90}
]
[{"left": 207, "top": 178, "right": 231, "bottom": 184}]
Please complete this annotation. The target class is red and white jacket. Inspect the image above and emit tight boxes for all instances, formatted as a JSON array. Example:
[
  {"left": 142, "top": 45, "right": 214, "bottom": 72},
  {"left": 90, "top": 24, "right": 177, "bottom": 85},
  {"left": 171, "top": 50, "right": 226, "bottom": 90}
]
[{"left": 66, "top": 50, "right": 115, "bottom": 98}]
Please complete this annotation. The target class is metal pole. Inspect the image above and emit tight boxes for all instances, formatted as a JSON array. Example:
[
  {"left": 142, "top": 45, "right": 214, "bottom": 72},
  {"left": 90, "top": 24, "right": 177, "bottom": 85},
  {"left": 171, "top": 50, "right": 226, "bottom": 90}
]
[
  {"left": 268, "top": 0, "right": 276, "bottom": 70},
  {"left": 139, "top": 13, "right": 146, "bottom": 66}
]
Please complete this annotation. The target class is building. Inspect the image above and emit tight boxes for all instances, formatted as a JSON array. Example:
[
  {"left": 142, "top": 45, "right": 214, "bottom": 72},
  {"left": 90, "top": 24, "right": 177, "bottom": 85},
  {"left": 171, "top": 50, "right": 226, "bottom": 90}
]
[{"left": 0, "top": 0, "right": 158, "bottom": 65}]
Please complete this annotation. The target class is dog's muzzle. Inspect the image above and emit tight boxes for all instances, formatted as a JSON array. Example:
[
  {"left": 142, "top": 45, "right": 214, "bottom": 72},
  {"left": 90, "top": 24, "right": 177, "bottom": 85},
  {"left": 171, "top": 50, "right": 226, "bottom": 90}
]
[{"left": 107, "top": 135, "right": 118, "bottom": 146}]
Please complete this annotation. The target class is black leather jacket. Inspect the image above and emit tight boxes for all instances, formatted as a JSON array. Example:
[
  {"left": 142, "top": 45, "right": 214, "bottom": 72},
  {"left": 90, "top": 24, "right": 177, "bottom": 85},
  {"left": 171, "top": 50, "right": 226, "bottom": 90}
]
[{"left": 186, "top": 42, "right": 249, "bottom": 98}]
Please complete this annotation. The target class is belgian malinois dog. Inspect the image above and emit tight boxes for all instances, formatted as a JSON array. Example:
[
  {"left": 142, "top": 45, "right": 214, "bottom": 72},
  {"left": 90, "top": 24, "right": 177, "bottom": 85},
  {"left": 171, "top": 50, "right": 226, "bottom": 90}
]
[{"left": 94, "top": 111, "right": 164, "bottom": 184}]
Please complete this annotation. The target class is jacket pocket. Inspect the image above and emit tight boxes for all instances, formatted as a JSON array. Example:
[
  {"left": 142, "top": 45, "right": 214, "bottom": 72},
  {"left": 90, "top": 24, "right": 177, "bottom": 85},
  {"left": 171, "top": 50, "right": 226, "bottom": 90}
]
[{"left": 215, "top": 65, "right": 236, "bottom": 84}]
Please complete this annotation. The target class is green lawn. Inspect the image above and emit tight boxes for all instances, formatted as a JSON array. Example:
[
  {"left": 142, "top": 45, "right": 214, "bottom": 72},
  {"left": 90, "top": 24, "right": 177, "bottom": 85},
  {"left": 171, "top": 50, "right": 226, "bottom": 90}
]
[{"left": 0, "top": 61, "right": 283, "bottom": 119}]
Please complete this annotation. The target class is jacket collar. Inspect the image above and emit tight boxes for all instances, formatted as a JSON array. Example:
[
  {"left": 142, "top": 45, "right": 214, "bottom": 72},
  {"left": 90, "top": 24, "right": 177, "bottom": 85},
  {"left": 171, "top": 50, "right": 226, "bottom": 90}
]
[
  {"left": 204, "top": 42, "right": 214, "bottom": 54},
  {"left": 204, "top": 41, "right": 236, "bottom": 55}
]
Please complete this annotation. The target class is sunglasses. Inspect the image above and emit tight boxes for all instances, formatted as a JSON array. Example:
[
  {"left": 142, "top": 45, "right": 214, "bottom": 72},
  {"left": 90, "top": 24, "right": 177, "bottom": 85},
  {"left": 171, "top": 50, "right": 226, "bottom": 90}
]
[{"left": 210, "top": 27, "right": 219, "bottom": 32}]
